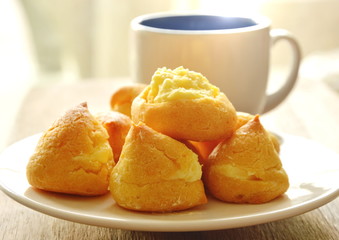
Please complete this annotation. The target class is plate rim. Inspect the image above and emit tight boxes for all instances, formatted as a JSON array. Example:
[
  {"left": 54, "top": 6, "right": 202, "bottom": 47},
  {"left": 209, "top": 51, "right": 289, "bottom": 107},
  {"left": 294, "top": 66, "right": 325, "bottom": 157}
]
[{"left": 0, "top": 133, "right": 338, "bottom": 232}]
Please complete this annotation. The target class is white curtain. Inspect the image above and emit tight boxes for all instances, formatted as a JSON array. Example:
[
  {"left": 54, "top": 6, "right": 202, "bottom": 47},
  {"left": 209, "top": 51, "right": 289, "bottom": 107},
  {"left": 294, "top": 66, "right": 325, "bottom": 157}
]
[
  {"left": 17, "top": 0, "right": 339, "bottom": 81},
  {"left": 19, "top": 0, "right": 201, "bottom": 81}
]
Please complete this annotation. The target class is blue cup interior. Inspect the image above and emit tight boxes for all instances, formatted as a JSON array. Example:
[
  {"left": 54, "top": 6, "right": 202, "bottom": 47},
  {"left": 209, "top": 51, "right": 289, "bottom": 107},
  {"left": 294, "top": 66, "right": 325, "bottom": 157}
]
[{"left": 140, "top": 15, "right": 257, "bottom": 31}]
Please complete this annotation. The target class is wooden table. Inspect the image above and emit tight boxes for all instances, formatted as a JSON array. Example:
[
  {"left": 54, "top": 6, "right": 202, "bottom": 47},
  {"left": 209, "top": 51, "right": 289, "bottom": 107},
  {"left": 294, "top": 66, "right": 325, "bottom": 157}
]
[{"left": 1, "top": 77, "right": 338, "bottom": 239}]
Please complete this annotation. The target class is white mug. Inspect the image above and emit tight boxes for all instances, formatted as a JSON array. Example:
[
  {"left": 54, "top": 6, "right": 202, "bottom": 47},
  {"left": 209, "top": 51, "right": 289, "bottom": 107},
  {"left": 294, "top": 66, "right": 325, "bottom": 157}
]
[{"left": 130, "top": 12, "right": 301, "bottom": 114}]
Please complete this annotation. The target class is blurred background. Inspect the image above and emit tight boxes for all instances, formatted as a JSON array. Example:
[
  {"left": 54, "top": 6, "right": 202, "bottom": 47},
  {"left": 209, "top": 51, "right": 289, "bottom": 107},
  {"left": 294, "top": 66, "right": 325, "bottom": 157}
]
[{"left": 1, "top": 0, "right": 339, "bottom": 150}]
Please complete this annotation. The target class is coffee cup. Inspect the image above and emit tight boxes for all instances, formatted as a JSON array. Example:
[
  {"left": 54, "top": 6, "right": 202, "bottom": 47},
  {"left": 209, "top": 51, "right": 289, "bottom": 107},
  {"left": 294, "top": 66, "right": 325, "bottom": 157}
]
[{"left": 130, "top": 12, "right": 301, "bottom": 114}]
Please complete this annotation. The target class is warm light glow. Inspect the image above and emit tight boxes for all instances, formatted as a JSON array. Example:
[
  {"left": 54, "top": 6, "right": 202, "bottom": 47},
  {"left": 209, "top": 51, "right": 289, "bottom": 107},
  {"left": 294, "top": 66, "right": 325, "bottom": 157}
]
[{"left": 199, "top": 0, "right": 265, "bottom": 16}]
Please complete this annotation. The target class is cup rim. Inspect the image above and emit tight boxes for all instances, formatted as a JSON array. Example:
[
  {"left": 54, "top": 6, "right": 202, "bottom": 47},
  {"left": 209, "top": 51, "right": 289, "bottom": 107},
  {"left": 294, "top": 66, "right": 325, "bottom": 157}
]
[{"left": 131, "top": 11, "right": 271, "bottom": 34}]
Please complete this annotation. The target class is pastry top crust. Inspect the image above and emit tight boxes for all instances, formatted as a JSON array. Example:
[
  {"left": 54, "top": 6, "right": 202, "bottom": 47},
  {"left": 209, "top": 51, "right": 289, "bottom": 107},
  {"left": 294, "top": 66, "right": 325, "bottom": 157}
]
[
  {"left": 26, "top": 102, "right": 114, "bottom": 196},
  {"left": 131, "top": 67, "right": 237, "bottom": 141},
  {"left": 109, "top": 122, "right": 207, "bottom": 212},
  {"left": 209, "top": 115, "right": 282, "bottom": 171},
  {"left": 114, "top": 123, "right": 202, "bottom": 185},
  {"left": 204, "top": 115, "right": 289, "bottom": 203},
  {"left": 32, "top": 103, "right": 111, "bottom": 161},
  {"left": 235, "top": 111, "right": 281, "bottom": 153}
]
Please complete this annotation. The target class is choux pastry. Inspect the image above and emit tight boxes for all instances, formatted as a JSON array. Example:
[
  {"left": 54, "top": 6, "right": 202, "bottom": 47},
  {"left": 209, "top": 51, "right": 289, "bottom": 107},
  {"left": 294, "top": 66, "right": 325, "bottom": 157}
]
[
  {"left": 110, "top": 123, "right": 207, "bottom": 212},
  {"left": 26, "top": 103, "right": 115, "bottom": 196},
  {"left": 131, "top": 66, "right": 237, "bottom": 141},
  {"left": 204, "top": 115, "right": 289, "bottom": 204}
]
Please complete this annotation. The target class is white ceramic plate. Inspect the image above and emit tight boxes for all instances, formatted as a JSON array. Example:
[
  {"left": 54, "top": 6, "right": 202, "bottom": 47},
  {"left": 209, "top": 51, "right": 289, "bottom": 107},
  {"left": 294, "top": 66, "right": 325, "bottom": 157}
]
[{"left": 0, "top": 133, "right": 338, "bottom": 232}]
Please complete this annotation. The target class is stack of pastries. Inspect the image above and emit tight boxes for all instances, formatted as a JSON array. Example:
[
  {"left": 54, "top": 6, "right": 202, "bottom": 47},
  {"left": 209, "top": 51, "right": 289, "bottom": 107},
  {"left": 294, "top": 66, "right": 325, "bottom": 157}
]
[{"left": 26, "top": 66, "right": 289, "bottom": 212}]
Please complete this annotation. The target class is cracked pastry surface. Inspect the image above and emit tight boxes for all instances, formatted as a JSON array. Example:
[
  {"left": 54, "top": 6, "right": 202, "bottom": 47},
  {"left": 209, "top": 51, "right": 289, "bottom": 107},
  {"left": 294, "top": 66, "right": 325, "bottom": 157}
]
[
  {"left": 109, "top": 123, "right": 207, "bottom": 212},
  {"left": 204, "top": 115, "right": 289, "bottom": 204},
  {"left": 26, "top": 103, "right": 115, "bottom": 196},
  {"left": 131, "top": 66, "right": 237, "bottom": 141}
]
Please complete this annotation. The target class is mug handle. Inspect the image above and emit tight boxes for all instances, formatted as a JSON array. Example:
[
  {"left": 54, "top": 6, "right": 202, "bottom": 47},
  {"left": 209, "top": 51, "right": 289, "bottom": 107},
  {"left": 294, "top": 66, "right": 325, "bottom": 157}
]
[{"left": 263, "top": 29, "right": 302, "bottom": 113}]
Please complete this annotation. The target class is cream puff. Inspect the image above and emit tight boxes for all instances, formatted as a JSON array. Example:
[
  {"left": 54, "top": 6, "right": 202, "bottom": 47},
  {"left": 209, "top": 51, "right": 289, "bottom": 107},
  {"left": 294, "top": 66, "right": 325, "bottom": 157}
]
[
  {"left": 109, "top": 123, "right": 207, "bottom": 212},
  {"left": 26, "top": 103, "right": 115, "bottom": 196},
  {"left": 131, "top": 66, "right": 237, "bottom": 141},
  {"left": 204, "top": 115, "right": 289, "bottom": 204}
]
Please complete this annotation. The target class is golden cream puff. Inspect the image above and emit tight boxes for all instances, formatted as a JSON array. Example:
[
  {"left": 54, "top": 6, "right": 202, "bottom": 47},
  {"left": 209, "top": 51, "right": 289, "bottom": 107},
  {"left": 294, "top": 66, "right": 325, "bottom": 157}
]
[
  {"left": 204, "top": 115, "right": 289, "bottom": 204},
  {"left": 109, "top": 123, "right": 207, "bottom": 212},
  {"left": 26, "top": 103, "right": 115, "bottom": 196},
  {"left": 131, "top": 67, "right": 237, "bottom": 141}
]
